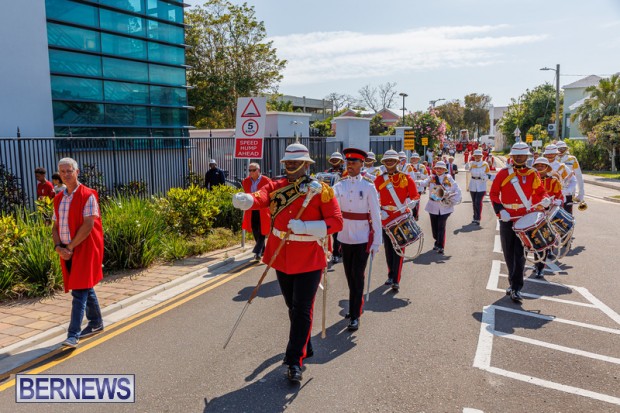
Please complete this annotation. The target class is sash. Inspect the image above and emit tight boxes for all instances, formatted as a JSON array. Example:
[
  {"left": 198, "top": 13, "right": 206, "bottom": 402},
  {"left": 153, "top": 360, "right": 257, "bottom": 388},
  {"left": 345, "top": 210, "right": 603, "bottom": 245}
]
[
  {"left": 269, "top": 176, "right": 311, "bottom": 220},
  {"left": 507, "top": 166, "right": 532, "bottom": 210},
  {"left": 380, "top": 173, "right": 406, "bottom": 213}
]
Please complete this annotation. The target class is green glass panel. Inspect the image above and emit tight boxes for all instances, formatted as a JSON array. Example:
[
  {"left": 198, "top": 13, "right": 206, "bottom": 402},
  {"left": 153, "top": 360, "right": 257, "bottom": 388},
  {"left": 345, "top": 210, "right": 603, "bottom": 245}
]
[
  {"left": 149, "top": 85, "right": 186, "bottom": 106},
  {"left": 46, "top": 0, "right": 98, "bottom": 27},
  {"left": 49, "top": 50, "right": 102, "bottom": 77},
  {"left": 53, "top": 101, "right": 104, "bottom": 124},
  {"left": 100, "top": 8, "right": 146, "bottom": 37},
  {"left": 149, "top": 64, "right": 185, "bottom": 86},
  {"left": 51, "top": 76, "right": 103, "bottom": 101},
  {"left": 99, "top": 0, "right": 145, "bottom": 14},
  {"left": 146, "top": 0, "right": 183, "bottom": 24},
  {"left": 47, "top": 23, "right": 100, "bottom": 52},
  {"left": 147, "top": 42, "right": 184, "bottom": 65},
  {"left": 105, "top": 104, "right": 149, "bottom": 126},
  {"left": 102, "top": 57, "right": 148, "bottom": 82},
  {"left": 147, "top": 19, "right": 184, "bottom": 44},
  {"left": 101, "top": 32, "right": 147, "bottom": 59},
  {"left": 104, "top": 81, "right": 149, "bottom": 104},
  {"left": 150, "top": 107, "right": 187, "bottom": 126}
]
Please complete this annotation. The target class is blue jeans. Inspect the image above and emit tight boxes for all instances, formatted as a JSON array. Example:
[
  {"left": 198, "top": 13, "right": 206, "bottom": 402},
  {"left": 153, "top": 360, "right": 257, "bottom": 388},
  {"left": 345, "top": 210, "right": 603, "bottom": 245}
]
[{"left": 68, "top": 288, "right": 103, "bottom": 339}]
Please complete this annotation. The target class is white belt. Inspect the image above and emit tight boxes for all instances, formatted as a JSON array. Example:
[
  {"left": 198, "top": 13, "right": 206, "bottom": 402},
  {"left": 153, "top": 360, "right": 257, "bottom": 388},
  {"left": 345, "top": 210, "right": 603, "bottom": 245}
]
[
  {"left": 272, "top": 228, "right": 319, "bottom": 242},
  {"left": 381, "top": 205, "right": 400, "bottom": 211}
]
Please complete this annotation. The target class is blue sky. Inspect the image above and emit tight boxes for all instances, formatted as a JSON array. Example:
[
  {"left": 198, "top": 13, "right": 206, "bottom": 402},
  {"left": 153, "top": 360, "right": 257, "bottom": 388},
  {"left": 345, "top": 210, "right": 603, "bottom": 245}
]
[{"left": 185, "top": 0, "right": 620, "bottom": 111}]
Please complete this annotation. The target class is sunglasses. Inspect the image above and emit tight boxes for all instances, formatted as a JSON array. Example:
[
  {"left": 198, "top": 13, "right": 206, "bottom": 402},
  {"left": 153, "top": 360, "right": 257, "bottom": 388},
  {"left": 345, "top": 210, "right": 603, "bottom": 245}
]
[{"left": 248, "top": 169, "right": 258, "bottom": 172}]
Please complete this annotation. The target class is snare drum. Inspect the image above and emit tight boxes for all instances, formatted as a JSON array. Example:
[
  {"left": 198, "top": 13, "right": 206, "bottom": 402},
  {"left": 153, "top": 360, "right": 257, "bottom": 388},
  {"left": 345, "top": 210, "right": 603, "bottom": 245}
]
[
  {"left": 513, "top": 212, "right": 557, "bottom": 253},
  {"left": 548, "top": 206, "right": 574, "bottom": 243},
  {"left": 385, "top": 213, "right": 423, "bottom": 255},
  {"left": 315, "top": 172, "right": 339, "bottom": 187}
]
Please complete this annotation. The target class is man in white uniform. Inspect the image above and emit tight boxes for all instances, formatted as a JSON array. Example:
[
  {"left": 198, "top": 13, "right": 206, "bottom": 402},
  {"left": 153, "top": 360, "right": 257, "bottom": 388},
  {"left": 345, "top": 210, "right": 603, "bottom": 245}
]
[{"left": 465, "top": 149, "right": 489, "bottom": 225}]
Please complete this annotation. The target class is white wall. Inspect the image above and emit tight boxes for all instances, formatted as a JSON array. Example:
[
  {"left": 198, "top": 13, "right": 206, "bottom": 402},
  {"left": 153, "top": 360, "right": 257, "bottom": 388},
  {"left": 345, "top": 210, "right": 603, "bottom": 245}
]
[
  {"left": 0, "top": 0, "right": 54, "bottom": 137},
  {"left": 332, "top": 116, "right": 371, "bottom": 150}
]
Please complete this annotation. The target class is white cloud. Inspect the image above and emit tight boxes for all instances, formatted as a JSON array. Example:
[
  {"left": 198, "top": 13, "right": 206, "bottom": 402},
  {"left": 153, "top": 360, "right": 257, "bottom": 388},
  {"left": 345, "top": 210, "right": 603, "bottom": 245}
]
[{"left": 269, "top": 25, "right": 546, "bottom": 86}]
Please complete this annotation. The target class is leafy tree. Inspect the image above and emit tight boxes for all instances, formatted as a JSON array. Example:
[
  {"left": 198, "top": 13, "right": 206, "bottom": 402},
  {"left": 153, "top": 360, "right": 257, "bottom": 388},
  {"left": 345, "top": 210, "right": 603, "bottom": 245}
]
[
  {"left": 571, "top": 74, "right": 620, "bottom": 134},
  {"left": 369, "top": 114, "right": 387, "bottom": 135},
  {"left": 186, "top": 1, "right": 287, "bottom": 128},
  {"left": 590, "top": 115, "right": 620, "bottom": 171},
  {"left": 499, "top": 83, "right": 561, "bottom": 146},
  {"left": 525, "top": 124, "right": 550, "bottom": 147},
  {"left": 463, "top": 93, "right": 491, "bottom": 136},
  {"left": 435, "top": 100, "right": 465, "bottom": 137},
  {"left": 266, "top": 94, "right": 293, "bottom": 112}
]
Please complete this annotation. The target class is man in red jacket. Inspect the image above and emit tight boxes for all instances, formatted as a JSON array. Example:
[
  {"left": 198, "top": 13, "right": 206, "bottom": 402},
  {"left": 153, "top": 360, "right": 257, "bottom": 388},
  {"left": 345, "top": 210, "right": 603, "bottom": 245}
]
[
  {"left": 241, "top": 163, "right": 272, "bottom": 260},
  {"left": 52, "top": 158, "right": 104, "bottom": 348},
  {"left": 233, "top": 143, "right": 343, "bottom": 383}
]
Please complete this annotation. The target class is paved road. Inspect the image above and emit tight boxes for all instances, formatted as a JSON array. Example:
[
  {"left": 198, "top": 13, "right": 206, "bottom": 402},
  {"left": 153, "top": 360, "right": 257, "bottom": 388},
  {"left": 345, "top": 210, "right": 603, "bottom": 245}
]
[{"left": 1, "top": 159, "right": 619, "bottom": 412}]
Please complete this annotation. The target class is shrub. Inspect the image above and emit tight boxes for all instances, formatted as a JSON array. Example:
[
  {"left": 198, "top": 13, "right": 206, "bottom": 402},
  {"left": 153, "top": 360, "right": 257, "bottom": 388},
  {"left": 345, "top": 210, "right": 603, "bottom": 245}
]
[
  {"left": 0, "top": 215, "right": 27, "bottom": 297},
  {"left": 12, "top": 214, "right": 62, "bottom": 297},
  {"left": 80, "top": 163, "right": 110, "bottom": 201},
  {"left": 184, "top": 171, "right": 203, "bottom": 187},
  {"left": 114, "top": 180, "right": 148, "bottom": 198},
  {"left": 102, "top": 196, "right": 165, "bottom": 271},
  {"left": 160, "top": 232, "right": 192, "bottom": 261},
  {"left": 209, "top": 185, "right": 243, "bottom": 232},
  {"left": 567, "top": 140, "right": 610, "bottom": 171},
  {"left": 157, "top": 185, "right": 219, "bottom": 236},
  {"left": 34, "top": 196, "right": 55, "bottom": 224},
  {"left": 0, "top": 164, "right": 25, "bottom": 215}
]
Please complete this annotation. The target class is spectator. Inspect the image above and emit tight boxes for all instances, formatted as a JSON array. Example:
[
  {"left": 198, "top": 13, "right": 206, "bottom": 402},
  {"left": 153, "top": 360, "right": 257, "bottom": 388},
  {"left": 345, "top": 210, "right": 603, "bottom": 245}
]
[
  {"left": 204, "top": 159, "right": 226, "bottom": 190},
  {"left": 52, "top": 173, "right": 66, "bottom": 194},
  {"left": 52, "top": 158, "right": 105, "bottom": 348},
  {"left": 35, "top": 167, "right": 55, "bottom": 200},
  {"left": 241, "top": 163, "right": 272, "bottom": 261},
  {"left": 447, "top": 155, "right": 458, "bottom": 177}
]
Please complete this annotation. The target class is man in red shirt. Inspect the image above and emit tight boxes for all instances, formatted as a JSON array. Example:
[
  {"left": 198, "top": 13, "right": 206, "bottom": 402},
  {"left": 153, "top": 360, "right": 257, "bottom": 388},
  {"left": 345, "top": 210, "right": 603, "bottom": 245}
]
[
  {"left": 241, "top": 163, "right": 272, "bottom": 261},
  {"left": 374, "top": 149, "right": 419, "bottom": 291},
  {"left": 233, "top": 143, "right": 343, "bottom": 383},
  {"left": 35, "top": 167, "right": 55, "bottom": 200},
  {"left": 489, "top": 142, "right": 551, "bottom": 302}
]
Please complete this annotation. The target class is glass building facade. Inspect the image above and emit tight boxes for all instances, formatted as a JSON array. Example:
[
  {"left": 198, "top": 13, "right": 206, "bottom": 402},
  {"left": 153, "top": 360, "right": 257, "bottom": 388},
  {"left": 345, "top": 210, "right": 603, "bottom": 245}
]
[{"left": 45, "top": 0, "right": 189, "bottom": 137}]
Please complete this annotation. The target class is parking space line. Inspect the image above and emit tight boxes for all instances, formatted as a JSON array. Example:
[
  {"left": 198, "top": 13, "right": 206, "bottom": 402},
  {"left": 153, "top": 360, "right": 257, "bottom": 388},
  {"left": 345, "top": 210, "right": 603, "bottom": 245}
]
[
  {"left": 493, "top": 235, "right": 502, "bottom": 253},
  {"left": 474, "top": 306, "right": 620, "bottom": 407}
]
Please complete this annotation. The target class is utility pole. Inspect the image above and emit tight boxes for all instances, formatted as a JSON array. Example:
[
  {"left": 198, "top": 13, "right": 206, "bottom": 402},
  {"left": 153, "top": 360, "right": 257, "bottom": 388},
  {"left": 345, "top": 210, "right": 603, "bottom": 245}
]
[
  {"left": 555, "top": 63, "right": 560, "bottom": 140},
  {"left": 399, "top": 92, "right": 408, "bottom": 126}
]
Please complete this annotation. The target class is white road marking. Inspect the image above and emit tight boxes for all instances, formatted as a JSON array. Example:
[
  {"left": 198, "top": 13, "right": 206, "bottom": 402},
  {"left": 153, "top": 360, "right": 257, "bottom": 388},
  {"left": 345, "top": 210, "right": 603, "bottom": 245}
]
[
  {"left": 577, "top": 287, "right": 620, "bottom": 326},
  {"left": 495, "top": 220, "right": 499, "bottom": 231},
  {"left": 545, "top": 259, "right": 563, "bottom": 273},
  {"left": 493, "top": 235, "right": 502, "bottom": 253},
  {"left": 474, "top": 306, "right": 620, "bottom": 407},
  {"left": 463, "top": 409, "right": 484, "bottom": 413}
]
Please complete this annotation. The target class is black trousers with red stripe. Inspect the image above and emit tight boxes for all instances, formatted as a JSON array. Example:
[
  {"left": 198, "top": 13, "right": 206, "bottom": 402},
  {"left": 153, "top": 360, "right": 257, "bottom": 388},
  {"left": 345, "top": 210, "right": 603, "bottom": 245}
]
[
  {"left": 429, "top": 212, "right": 451, "bottom": 249},
  {"left": 276, "top": 269, "right": 322, "bottom": 368},
  {"left": 470, "top": 191, "right": 485, "bottom": 221},
  {"left": 341, "top": 243, "right": 369, "bottom": 320},
  {"left": 382, "top": 230, "right": 404, "bottom": 283}
]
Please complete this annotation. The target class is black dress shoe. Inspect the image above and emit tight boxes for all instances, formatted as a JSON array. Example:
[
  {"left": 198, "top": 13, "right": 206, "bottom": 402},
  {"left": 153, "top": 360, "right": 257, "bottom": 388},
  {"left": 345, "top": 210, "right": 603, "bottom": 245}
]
[
  {"left": 437, "top": 248, "right": 444, "bottom": 254},
  {"left": 287, "top": 365, "right": 302, "bottom": 383},
  {"left": 510, "top": 290, "right": 523, "bottom": 303},
  {"left": 344, "top": 313, "right": 351, "bottom": 319},
  {"left": 505, "top": 288, "right": 512, "bottom": 296},
  {"left": 384, "top": 278, "right": 393, "bottom": 286},
  {"left": 347, "top": 318, "right": 359, "bottom": 331},
  {"left": 391, "top": 282, "right": 400, "bottom": 291},
  {"left": 254, "top": 253, "right": 261, "bottom": 261}
]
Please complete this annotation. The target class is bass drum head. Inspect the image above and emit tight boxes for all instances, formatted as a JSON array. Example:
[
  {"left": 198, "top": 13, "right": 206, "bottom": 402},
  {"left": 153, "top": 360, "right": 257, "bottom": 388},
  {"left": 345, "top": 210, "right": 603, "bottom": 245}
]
[{"left": 514, "top": 211, "right": 544, "bottom": 231}]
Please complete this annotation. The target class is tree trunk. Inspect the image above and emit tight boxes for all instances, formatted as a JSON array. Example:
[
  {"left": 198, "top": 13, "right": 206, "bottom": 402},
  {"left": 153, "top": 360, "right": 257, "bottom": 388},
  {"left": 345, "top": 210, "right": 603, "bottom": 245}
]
[{"left": 612, "top": 146, "right": 617, "bottom": 172}]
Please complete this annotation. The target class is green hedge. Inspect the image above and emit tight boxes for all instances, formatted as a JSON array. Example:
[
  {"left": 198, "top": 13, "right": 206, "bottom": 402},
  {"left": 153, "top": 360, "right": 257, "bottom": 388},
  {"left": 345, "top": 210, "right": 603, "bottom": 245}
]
[{"left": 0, "top": 187, "right": 245, "bottom": 301}]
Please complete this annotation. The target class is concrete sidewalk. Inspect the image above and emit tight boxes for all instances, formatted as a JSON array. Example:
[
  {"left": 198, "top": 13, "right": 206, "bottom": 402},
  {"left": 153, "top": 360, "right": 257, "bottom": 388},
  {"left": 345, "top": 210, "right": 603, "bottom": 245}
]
[{"left": 0, "top": 244, "right": 254, "bottom": 362}]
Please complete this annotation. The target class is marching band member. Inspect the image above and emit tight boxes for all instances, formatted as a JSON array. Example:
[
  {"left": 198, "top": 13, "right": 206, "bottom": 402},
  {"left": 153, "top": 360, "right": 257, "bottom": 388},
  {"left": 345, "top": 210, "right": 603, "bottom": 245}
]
[
  {"left": 556, "top": 140, "right": 585, "bottom": 212},
  {"left": 532, "top": 157, "right": 564, "bottom": 278},
  {"left": 333, "top": 148, "right": 382, "bottom": 331},
  {"left": 362, "top": 151, "right": 382, "bottom": 181},
  {"left": 465, "top": 149, "right": 489, "bottom": 225},
  {"left": 398, "top": 151, "right": 413, "bottom": 174},
  {"left": 409, "top": 152, "right": 430, "bottom": 220},
  {"left": 424, "top": 161, "right": 462, "bottom": 254},
  {"left": 489, "top": 142, "right": 551, "bottom": 303},
  {"left": 232, "top": 143, "right": 343, "bottom": 383},
  {"left": 326, "top": 151, "right": 346, "bottom": 263},
  {"left": 543, "top": 144, "right": 577, "bottom": 215},
  {"left": 374, "top": 149, "right": 420, "bottom": 291}
]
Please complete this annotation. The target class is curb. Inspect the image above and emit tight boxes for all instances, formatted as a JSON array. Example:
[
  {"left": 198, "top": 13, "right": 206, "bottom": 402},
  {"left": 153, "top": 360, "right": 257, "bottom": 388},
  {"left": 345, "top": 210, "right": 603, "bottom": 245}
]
[
  {"left": 0, "top": 249, "right": 254, "bottom": 362},
  {"left": 583, "top": 179, "right": 620, "bottom": 192},
  {"left": 603, "top": 196, "right": 620, "bottom": 203}
]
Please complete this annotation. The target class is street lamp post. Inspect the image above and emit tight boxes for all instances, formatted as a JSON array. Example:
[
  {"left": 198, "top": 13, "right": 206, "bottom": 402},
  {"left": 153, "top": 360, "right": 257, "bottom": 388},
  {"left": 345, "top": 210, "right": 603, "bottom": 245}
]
[
  {"left": 540, "top": 64, "right": 561, "bottom": 139},
  {"left": 429, "top": 98, "right": 445, "bottom": 109},
  {"left": 399, "top": 92, "right": 408, "bottom": 126}
]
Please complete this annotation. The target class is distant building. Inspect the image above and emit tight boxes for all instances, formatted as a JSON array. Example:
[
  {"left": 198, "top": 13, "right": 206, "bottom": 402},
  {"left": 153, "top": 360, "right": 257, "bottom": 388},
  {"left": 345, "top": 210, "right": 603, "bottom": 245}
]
[
  {"left": 562, "top": 75, "right": 602, "bottom": 139},
  {"left": 0, "top": 0, "right": 190, "bottom": 138},
  {"left": 276, "top": 95, "right": 333, "bottom": 122},
  {"left": 489, "top": 105, "right": 508, "bottom": 149}
]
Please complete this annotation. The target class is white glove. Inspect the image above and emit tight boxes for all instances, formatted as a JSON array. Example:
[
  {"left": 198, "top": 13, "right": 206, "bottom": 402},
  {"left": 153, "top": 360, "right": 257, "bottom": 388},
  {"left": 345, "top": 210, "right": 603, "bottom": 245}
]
[
  {"left": 406, "top": 199, "right": 419, "bottom": 210},
  {"left": 540, "top": 197, "right": 551, "bottom": 209},
  {"left": 499, "top": 210, "right": 511, "bottom": 222},
  {"left": 370, "top": 244, "right": 381, "bottom": 255},
  {"left": 574, "top": 194, "right": 584, "bottom": 202},
  {"left": 232, "top": 193, "right": 253, "bottom": 210},
  {"left": 380, "top": 210, "right": 389, "bottom": 221},
  {"left": 287, "top": 219, "right": 306, "bottom": 234},
  {"left": 553, "top": 199, "right": 562, "bottom": 206}
]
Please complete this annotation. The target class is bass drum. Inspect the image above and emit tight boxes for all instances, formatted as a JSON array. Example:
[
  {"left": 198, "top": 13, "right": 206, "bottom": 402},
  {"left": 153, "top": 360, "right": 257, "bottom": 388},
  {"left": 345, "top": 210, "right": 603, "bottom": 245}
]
[
  {"left": 513, "top": 211, "right": 557, "bottom": 263},
  {"left": 548, "top": 205, "right": 575, "bottom": 259},
  {"left": 315, "top": 172, "right": 339, "bottom": 187}
]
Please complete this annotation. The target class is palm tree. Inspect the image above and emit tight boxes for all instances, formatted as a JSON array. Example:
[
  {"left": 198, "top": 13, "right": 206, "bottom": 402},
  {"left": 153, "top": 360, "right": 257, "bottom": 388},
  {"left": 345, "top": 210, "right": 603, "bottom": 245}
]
[{"left": 571, "top": 74, "right": 620, "bottom": 133}]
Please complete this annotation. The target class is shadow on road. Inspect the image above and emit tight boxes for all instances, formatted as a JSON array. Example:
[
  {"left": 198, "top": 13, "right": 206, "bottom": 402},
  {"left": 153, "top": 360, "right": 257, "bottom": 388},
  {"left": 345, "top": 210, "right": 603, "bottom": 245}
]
[
  {"left": 453, "top": 222, "right": 483, "bottom": 235},
  {"left": 231, "top": 279, "right": 281, "bottom": 302},
  {"left": 336, "top": 286, "right": 411, "bottom": 319},
  {"left": 471, "top": 297, "right": 554, "bottom": 335},
  {"left": 411, "top": 249, "right": 452, "bottom": 265},
  {"left": 565, "top": 244, "right": 585, "bottom": 257}
]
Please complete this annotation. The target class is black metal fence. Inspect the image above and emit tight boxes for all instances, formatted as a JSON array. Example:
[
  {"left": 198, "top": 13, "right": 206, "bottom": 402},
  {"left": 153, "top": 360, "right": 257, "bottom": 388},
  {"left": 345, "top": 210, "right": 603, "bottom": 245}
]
[{"left": 0, "top": 136, "right": 334, "bottom": 209}]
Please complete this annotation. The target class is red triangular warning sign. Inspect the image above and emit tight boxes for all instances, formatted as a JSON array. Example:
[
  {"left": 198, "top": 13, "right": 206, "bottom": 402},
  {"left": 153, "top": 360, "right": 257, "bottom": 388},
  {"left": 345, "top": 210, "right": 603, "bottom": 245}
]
[{"left": 241, "top": 99, "right": 261, "bottom": 117}]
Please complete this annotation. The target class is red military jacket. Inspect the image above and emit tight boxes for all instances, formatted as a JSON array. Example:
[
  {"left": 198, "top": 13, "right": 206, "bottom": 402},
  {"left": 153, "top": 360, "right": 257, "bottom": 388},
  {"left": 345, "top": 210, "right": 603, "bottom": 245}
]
[
  {"left": 250, "top": 176, "right": 343, "bottom": 274},
  {"left": 489, "top": 166, "right": 548, "bottom": 219},
  {"left": 374, "top": 171, "right": 420, "bottom": 225},
  {"left": 541, "top": 175, "right": 563, "bottom": 203},
  {"left": 241, "top": 175, "right": 272, "bottom": 235}
]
